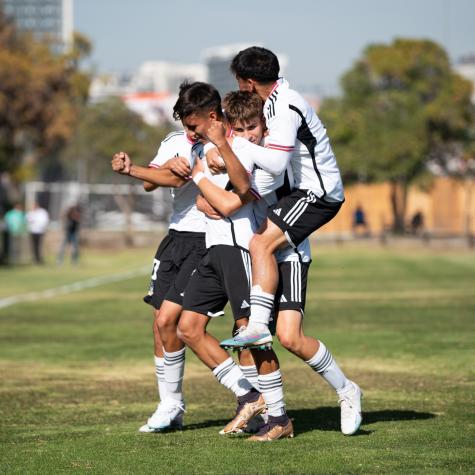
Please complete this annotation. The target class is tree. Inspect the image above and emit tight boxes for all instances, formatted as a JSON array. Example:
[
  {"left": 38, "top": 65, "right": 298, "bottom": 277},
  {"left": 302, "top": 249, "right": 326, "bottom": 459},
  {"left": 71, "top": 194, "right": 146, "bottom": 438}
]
[
  {"left": 0, "top": 9, "right": 90, "bottom": 182},
  {"left": 59, "top": 97, "right": 171, "bottom": 246},
  {"left": 320, "top": 39, "right": 475, "bottom": 233},
  {"left": 60, "top": 97, "right": 170, "bottom": 183}
]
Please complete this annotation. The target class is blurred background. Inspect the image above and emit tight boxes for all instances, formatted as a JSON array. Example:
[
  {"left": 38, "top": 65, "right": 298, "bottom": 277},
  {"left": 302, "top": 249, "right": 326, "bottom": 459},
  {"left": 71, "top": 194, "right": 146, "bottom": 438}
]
[{"left": 0, "top": 0, "right": 474, "bottom": 266}]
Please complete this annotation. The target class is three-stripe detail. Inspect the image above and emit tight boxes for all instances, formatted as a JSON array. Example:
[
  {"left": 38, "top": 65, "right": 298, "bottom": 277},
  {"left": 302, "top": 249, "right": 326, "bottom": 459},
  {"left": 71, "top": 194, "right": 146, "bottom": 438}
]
[
  {"left": 282, "top": 190, "right": 317, "bottom": 226},
  {"left": 308, "top": 348, "right": 334, "bottom": 374}
]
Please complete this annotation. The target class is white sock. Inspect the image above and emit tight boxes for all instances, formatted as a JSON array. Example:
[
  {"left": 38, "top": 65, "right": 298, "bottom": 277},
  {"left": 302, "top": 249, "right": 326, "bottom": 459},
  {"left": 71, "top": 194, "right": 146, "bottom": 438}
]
[
  {"left": 306, "top": 341, "right": 350, "bottom": 393},
  {"left": 239, "top": 364, "right": 260, "bottom": 391},
  {"left": 249, "top": 285, "right": 274, "bottom": 327},
  {"left": 163, "top": 347, "right": 186, "bottom": 401},
  {"left": 213, "top": 357, "right": 253, "bottom": 397},
  {"left": 154, "top": 355, "right": 167, "bottom": 401},
  {"left": 258, "top": 370, "right": 286, "bottom": 417}
]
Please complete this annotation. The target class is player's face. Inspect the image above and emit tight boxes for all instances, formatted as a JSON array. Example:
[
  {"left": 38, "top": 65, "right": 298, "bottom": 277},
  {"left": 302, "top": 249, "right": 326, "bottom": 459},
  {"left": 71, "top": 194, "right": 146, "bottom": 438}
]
[
  {"left": 182, "top": 111, "right": 214, "bottom": 143},
  {"left": 232, "top": 118, "right": 264, "bottom": 144}
]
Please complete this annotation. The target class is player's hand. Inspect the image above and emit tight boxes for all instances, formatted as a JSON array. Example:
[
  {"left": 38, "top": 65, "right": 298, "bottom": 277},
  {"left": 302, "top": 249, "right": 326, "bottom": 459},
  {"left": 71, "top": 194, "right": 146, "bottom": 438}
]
[
  {"left": 111, "top": 151, "right": 132, "bottom": 175},
  {"left": 162, "top": 156, "right": 191, "bottom": 178},
  {"left": 206, "top": 148, "right": 226, "bottom": 175},
  {"left": 196, "top": 194, "right": 222, "bottom": 219},
  {"left": 205, "top": 119, "right": 227, "bottom": 147}
]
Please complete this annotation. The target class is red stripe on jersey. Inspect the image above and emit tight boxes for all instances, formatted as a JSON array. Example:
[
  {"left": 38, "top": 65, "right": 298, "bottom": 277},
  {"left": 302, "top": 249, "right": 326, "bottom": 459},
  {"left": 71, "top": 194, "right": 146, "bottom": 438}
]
[
  {"left": 250, "top": 188, "right": 261, "bottom": 200},
  {"left": 267, "top": 144, "right": 294, "bottom": 151},
  {"left": 269, "top": 81, "right": 280, "bottom": 95}
]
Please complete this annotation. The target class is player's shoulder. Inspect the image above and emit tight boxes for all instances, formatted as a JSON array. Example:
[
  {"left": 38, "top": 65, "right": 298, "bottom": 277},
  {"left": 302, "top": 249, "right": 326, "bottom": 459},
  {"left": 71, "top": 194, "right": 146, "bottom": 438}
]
[{"left": 161, "top": 130, "right": 187, "bottom": 144}]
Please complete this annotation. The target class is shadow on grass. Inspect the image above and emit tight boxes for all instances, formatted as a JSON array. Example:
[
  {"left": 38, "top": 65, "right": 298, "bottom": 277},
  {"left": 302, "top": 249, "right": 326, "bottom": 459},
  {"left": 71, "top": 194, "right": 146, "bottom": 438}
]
[
  {"left": 288, "top": 407, "right": 437, "bottom": 435},
  {"left": 175, "top": 408, "right": 436, "bottom": 434}
]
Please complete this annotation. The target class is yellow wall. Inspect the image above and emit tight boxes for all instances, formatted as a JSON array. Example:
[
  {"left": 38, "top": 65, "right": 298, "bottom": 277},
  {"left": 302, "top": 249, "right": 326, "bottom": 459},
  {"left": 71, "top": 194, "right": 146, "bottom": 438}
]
[{"left": 321, "top": 177, "right": 475, "bottom": 235}]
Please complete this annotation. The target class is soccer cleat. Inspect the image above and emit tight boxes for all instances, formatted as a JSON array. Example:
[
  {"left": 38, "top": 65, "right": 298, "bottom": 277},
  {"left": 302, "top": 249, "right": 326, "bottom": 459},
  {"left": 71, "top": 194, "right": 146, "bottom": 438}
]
[
  {"left": 219, "top": 393, "right": 266, "bottom": 435},
  {"left": 220, "top": 325, "right": 273, "bottom": 350},
  {"left": 243, "top": 410, "right": 268, "bottom": 434},
  {"left": 248, "top": 416, "right": 294, "bottom": 441},
  {"left": 138, "top": 398, "right": 185, "bottom": 433},
  {"left": 338, "top": 381, "right": 363, "bottom": 435}
]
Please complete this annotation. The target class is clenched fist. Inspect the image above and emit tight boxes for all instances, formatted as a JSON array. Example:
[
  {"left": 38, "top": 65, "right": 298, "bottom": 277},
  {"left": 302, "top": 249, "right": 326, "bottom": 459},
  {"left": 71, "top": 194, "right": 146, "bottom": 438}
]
[{"left": 111, "top": 151, "right": 132, "bottom": 175}]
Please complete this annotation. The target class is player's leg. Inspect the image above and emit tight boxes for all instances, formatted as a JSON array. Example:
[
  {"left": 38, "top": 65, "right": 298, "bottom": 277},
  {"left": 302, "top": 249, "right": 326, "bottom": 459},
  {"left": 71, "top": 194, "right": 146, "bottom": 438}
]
[
  {"left": 179, "top": 247, "right": 266, "bottom": 433},
  {"left": 275, "top": 260, "right": 362, "bottom": 435},
  {"left": 178, "top": 310, "right": 265, "bottom": 433},
  {"left": 140, "top": 235, "right": 181, "bottom": 432}
]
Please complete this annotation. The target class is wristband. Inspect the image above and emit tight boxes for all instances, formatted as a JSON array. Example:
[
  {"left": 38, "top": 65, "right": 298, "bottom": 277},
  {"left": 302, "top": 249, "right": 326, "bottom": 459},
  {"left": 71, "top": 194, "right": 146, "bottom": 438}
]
[{"left": 193, "top": 171, "right": 205, "bottom": 185}]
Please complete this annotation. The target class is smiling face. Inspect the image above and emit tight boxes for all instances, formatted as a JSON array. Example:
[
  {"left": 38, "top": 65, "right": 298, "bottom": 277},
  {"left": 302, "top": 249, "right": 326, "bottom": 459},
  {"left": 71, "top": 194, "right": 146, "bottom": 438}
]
[
  {"left": 231, "top": 117, "right": 265, "bottom": 145},
  {"left": 182, "top": 111, "right": 217, "bottom": 143}
]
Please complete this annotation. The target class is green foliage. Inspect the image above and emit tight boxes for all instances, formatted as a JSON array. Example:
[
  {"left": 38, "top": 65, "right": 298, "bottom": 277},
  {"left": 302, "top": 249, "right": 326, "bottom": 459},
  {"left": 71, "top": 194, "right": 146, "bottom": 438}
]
[
  {"left": 60, "top": 98, "right": 171, "bottom": 183},
  {"left": 321, "top": 38, "right": 475, "bottom": 231},
  {"left": 0, "top": 10, "right": 91, "bottom": 179},
  {"left": 0, "top": 246, "right": 474, "bottom": 473}
]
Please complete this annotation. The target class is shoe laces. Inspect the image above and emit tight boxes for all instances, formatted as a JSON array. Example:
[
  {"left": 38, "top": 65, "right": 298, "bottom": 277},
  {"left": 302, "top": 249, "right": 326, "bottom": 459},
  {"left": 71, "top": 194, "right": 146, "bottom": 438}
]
[
  {"left": 234, "top": 326, "right": 247, "bottom": 336},
  {"left": 338, "top": 393, "right": 354, "bottom": 418}
]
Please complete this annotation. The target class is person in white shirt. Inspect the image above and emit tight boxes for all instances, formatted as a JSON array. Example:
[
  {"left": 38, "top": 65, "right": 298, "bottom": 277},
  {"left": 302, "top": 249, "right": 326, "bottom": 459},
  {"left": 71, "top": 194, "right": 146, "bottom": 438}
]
[
  {"left": 26, "top": 202, "right": 49, "bottom": 264},
  {"left": 169, "top": 81, "right": 293, "bottom": 439},
  {"left": 202, "top": 91, "right": 361, "bottom": 437},
  {"left": 112, "top": 125, "right": 208, "bottom": 433}
]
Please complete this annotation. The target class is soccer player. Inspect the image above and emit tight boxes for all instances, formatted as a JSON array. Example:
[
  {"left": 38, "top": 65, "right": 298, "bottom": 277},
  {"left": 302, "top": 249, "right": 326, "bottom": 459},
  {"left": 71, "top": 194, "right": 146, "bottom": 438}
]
[
  {"left": 221, "top": 47, "right": 343, "bottom": 346},
  {"left": 174, "top": 82, "right": 294, "bottom": 440},
  {"left": 203, "top": 91, "right": 362, "bottom": 435},
  {"left": 111, "top": 124, "right": 208, "bottom": 433}
]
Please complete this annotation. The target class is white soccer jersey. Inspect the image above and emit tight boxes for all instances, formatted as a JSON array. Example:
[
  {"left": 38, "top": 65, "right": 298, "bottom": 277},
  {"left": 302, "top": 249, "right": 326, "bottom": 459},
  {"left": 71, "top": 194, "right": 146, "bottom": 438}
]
[
  {"left": 204, "top": 139, "right": 260, "bottom": 250},
  {"left": 149, "top": 131, "right": 206, "bottom": 233},
  {"left": 238, "top": 78, "right": 344, "bottom": 203}
]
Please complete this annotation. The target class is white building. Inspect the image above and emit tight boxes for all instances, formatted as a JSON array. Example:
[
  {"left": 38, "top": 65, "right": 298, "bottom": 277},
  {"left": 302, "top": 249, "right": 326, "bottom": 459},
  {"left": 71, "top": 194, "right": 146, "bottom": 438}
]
[
  {"left": 455, "top": 54, "right": 475, "bottom": 103},
  {"left": 3, "top": 0, "right": 73, "bottom": 52}
]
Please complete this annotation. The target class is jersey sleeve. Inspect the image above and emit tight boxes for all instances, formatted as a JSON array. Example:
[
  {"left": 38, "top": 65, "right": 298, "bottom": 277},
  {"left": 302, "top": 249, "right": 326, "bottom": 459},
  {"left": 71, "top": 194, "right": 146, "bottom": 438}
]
[
  {"left": 239, "top": 105, "right": 300, "bottom": 176},
  {"left": 148, "top": 140, "right": 174, "bottom": 168}
]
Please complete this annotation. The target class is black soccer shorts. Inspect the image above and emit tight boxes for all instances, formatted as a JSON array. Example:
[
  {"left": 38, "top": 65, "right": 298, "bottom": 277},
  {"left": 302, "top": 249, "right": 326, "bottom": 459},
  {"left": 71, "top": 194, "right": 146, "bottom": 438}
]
[
  {"left": 182, "top": 245, "right": 252, "bottom": 321},
  {"left": 268, "top": 189, "right": 342, "bottom": 247},
  {"left": 144, "top": 230, "right": 207, "bottom": 310},
  {"left": 274, "top": 260, "right": 310, "bottom": 316}
]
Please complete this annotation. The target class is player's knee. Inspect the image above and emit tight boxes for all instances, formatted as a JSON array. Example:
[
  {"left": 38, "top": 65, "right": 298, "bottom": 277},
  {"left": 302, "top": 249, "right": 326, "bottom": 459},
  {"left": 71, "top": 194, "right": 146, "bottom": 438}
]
[
  {"left": 177, "top": 314, "right": 199, "bottom": 345},
  {"left": 157, "top": 312, "right": 178, "bottom": 334},
  {"left": 249, "top": 233, "right": 267, "bottom": 256},
  {"left": 277, "top": 331, "right": 300, "bottom": 353}
]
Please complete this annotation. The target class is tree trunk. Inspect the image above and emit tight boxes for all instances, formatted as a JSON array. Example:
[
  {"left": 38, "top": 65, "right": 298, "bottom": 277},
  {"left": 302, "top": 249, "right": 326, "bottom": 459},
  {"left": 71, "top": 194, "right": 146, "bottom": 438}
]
[
  {"left": 464, "top": 179, "right": 474, "bottom": 248},
  {"left": 390, "top": 180, "right": 408, "bottom": 234}
]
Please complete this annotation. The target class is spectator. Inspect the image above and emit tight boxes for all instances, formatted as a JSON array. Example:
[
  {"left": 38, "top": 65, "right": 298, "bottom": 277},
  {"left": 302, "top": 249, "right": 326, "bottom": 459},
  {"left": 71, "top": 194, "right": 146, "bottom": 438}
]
[
  {"left": 26, "top": 202, "right": 49, "bottom": 264},
  {"left": 57, "top": 204, "right": 82, "bottom": 265},
  {"left": 4, "top": 203, "right": 26, "bottom": 264},
  {"left": 410, "top": 211, "right": 424, "bottom": 236},
  {"left": 352, "top": 204, "right": 370, "bottom": 237}
]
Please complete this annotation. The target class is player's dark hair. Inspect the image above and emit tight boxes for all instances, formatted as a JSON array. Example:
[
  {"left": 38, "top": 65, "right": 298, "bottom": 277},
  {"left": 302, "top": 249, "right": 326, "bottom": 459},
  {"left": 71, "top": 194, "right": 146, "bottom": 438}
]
[
  {"left": 230, "top": 46, "right": 280, "bottom": 84},
  {"left": 173, "top": 81, "right": 223, "bottom": 120},
  {"left": 222, "top": 91, "right": 264, "bottom": 126}
]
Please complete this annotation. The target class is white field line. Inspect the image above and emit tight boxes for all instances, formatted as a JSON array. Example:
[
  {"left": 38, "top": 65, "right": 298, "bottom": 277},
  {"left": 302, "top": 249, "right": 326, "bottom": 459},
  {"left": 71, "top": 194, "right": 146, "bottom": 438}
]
[{"left": 0, "top": 266, "right": 149, "bottom": 310}]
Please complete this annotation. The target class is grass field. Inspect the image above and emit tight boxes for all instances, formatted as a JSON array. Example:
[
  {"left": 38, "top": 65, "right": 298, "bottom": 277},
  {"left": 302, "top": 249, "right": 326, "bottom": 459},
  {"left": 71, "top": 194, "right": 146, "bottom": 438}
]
[{"left": 0, "top": 245, "right": 474, "bottom": 474}]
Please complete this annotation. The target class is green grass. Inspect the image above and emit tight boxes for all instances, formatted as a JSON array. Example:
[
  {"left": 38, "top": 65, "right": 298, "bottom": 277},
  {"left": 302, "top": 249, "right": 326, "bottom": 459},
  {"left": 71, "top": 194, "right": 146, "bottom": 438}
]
[{"left": 0, "top": 245, "right": 474, "bottom": 474}]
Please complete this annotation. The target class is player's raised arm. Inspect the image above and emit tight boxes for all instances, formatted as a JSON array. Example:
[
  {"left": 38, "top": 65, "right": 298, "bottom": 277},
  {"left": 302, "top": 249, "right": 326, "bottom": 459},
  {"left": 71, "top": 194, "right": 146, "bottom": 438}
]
[
  {"left": 205, "top": 119, "right": 251, "bottom": 196},
  {"left": 111, "top": 152, "right": 189, "bottom": 190}
]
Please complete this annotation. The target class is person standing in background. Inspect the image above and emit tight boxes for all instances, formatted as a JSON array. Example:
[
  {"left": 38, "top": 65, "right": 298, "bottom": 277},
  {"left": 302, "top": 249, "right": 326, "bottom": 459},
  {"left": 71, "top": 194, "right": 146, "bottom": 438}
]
[
  {"left": 4, "top": 203, "right": 26, "bottom": 265},
  {"left": 57, "top": 204, "right": 82, "bottom": 265},
  {"left": 26, "top": 202, "right": 49, "bottom": 264}
]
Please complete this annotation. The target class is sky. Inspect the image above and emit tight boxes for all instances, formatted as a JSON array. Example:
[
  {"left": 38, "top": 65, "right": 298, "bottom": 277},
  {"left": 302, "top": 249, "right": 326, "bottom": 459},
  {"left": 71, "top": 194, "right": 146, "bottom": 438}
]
[{"left": 74, "top": 0, "right": 475, "bottom": 96}]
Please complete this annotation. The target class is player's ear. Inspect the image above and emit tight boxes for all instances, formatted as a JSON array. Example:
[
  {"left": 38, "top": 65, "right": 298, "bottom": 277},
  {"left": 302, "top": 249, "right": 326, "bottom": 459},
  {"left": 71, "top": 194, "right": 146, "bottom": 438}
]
[{"left": 209, "top": 110, "right": 218, "bottom": 120}]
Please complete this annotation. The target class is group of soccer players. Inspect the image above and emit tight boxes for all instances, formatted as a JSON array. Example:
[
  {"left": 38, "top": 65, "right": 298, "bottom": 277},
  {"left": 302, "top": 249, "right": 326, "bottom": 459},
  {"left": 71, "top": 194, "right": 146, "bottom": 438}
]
[{"left": 111, "top": 46, "right": 362, "bottom": 441}]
